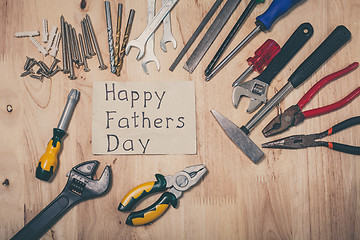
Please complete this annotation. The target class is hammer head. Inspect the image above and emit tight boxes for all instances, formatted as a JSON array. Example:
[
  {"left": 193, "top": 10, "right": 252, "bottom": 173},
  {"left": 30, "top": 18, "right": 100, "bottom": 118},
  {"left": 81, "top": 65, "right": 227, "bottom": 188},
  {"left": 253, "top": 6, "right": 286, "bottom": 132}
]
[
  {"left": 211, "top": 109, "right": 264, "bottom": 163},
  {"left": 232, "top": 79, "right": 268, "bottom": 113},
  {"left": 66, "top": 160, "right": 112, "bottom": 200}
]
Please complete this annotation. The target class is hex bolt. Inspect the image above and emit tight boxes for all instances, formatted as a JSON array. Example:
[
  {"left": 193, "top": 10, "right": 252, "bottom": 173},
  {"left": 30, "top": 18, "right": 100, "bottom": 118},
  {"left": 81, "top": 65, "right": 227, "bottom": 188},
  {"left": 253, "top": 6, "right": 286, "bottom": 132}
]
[
  {"left": 60, "top": 16, "right": 69, "bottom": 73},
  {"left": 86, "top": 14, "right": 107, "bottom": 70},
  {"left": 49, "top": 58, "right": 60, "bottom": 72},
  {"left": 65, "top": 22, "right": 77, "bottom": 80},
  {"left": 81, "top": 20, "right": 91, "bottom": 59},
  {"left": 84, "top": 18, "right": 96, "bottom": 56},
  {"left": 79, "top": 33, "right": 90, "bottom": 72}
]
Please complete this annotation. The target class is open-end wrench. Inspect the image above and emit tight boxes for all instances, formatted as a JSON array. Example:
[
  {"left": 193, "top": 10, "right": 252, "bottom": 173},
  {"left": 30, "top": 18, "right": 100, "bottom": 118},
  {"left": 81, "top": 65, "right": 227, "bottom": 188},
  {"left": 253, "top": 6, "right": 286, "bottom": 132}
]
[
  {"left": 11, "top": 161, "right": 111, "bottom": 240},
  {"left": 160, "top": 0, "right": 177, "bottom": 52},
  {"left": 125, "top": 0, "right": 178, "bottom": 60},
  {"left": 141, "top": 0, "right": 160, "bottom": 74}
]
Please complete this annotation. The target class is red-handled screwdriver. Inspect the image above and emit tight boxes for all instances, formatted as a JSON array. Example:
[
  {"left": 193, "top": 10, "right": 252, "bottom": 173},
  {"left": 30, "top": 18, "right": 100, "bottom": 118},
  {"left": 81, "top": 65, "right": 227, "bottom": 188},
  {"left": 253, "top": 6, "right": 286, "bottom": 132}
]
[{"left": 232, "top": 39, "right": 280, "bottom": 87}]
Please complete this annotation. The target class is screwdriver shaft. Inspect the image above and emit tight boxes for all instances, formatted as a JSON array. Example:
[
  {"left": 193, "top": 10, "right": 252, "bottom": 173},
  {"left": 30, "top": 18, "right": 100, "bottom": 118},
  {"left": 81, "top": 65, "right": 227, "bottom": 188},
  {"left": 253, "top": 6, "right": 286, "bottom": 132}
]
[
  {"left": 205, "top": 25, "right": 261, "bottom": 81},
  {"left": 232, "top": 65, "right": 253, "bottom": 87}
]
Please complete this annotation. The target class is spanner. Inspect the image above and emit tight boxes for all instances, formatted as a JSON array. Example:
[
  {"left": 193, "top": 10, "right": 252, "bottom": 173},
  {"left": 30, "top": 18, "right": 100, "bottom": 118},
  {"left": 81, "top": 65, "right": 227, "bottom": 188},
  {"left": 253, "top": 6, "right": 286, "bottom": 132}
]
[
  {"left": 11, "top": 161, "right": 111, "bottom": 240},
  {"left": 125, "top": 0, "right": 178, "bottom": 60},
  {"left": 141, "top": 0, "right": 160, "bottom": 74},
  {"left": 160, "top": 0, "right": 177, "bottom": 52}
]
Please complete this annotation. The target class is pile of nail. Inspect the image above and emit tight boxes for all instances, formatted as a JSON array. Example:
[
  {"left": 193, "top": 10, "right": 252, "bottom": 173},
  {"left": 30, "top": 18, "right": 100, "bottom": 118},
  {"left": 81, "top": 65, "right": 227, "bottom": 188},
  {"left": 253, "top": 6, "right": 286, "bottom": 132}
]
[
  {"left": 61, "top": 14, "right": 106, "bottom": 80},
  {"left": 20, "top": 57, "right": 61, "bottom": 81}
]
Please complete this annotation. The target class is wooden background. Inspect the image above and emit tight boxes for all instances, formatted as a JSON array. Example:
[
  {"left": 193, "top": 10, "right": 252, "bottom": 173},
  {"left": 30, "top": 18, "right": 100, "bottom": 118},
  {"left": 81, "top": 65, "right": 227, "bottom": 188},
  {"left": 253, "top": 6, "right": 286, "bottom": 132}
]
[{"left": 1, "top": 0, "right": 360, "bottom": 239}]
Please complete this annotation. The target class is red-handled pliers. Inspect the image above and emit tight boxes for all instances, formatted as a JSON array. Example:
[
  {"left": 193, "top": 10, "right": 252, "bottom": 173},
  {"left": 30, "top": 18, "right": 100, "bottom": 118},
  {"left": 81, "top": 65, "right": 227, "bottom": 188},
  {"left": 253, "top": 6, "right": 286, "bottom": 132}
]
[{"left": 262, "top": 62, "right": 359, "bottom": 137}]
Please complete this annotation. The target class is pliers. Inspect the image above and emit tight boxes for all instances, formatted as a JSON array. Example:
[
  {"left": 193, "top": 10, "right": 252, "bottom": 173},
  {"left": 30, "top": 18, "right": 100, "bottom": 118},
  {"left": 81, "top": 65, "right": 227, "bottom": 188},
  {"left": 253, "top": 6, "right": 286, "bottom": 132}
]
[
  {"left": 262, "top": 62, "right": 359, "bottom": 137},
  {"left": 262, "top": 116, "right": 360, "bottom": 155},
  {"left": 118, "top": 164, "right": 207, "bottom": 226}
]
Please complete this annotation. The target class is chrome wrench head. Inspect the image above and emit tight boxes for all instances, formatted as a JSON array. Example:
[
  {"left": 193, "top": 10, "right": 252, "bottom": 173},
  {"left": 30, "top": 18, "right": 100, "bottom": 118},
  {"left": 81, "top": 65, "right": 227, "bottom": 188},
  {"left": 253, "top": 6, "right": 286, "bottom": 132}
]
[
  {"left": 141, "top": 0, "right": 161, "bottom": 75},
  {"left": 160, "top": 0, "right": 177, "bottom": 52},
  {"left": 232, "top": 78, "right": 268, "bottom": 113},
  {"left": 125, "top": 0, "right": 178, "bottom": 60}
]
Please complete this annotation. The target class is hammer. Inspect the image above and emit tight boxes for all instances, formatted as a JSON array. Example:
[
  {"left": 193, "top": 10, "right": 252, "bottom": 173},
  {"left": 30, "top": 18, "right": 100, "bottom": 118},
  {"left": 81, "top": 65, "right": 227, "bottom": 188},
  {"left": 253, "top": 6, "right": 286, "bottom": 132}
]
[{"left": 212, "top": 25, "right": 351, "bottom": 163}]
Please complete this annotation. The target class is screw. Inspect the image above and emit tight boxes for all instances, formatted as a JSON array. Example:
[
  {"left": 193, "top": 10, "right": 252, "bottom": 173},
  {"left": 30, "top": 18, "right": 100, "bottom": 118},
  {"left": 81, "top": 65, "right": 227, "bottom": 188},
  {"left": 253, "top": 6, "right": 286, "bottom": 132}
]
[
  {"left": 30, "top": 74, "right": 44, "bottom": 81},
  {"left": 61, "top": 16, "right": 70, "bottom": 74},
  {"left": 23, "top": 56, "right": 34, "bottom": 70},
  {"left": 25, "top": 60, "right": 37, "bottom": 71},
  {"left": 86, "top": 14, "right": 107, "bottom": 70},
  {"left": 38, "top": 61, "right": 51, "bottom": 74},
  {"left": 79, "top": 33, "right": 90, "bottom": 72},
  {"left": 20, "top": 69, "right": 34, "bottom": 77},
  {"left": 73, "top": 29, "right": 83, "bottom": 66},
  {"left": 49, "top": 58, "right": 60, "bottom": 72},
  {"left": 65, "top": 22, "right": 77, "bottom": 80},
  {"left": 68, "top": 24, "right": 77, "bottom": 62},
  {"left": 50, "top": 66, "right": 61, "bottom": 77}
]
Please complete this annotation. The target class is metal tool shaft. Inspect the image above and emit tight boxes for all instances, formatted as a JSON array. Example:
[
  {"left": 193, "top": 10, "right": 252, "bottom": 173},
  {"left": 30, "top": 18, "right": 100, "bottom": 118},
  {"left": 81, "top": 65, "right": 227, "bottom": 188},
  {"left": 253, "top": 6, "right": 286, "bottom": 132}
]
[
  {"left": 231, "top": 65, "right": 253, "bottom": 86},
  {"left": 60, "top": 16, "right": 69, "bottom": 73},
  {"left": 57, "top": 89, "right": 80, "bottom": 131},
  {"left": 105, "top": 1, "right": 116, "bottom": 73},
  {"left": 86, "top": 14, "right": 107, "bottom": 70},
  {"left": 244, "top": 82, "right": 293, "bottom": 131},
  {"left": 114, "top": 3, "right": 123, "bottom": 68},
  {"left": 205, "top": 25, "right": 261, "bottom": 80}
]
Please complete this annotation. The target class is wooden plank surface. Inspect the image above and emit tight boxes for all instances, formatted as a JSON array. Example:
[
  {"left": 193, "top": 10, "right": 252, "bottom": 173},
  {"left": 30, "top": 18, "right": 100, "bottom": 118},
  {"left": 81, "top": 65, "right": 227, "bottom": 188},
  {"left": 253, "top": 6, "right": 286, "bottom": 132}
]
[{"left": 1, "top": 0, "right": 360, "bottom": 239}]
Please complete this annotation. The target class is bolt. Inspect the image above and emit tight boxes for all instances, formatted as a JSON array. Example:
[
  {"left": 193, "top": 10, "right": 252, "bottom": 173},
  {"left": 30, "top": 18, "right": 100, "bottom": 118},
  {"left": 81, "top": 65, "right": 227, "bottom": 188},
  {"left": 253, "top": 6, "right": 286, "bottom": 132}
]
[
  {"left": 61, "top": 16, "right": 70, "bottom": 74},
  {"left": 65, "top": 22, "right": 77, "bottom": 80},
  {"left": 86, "top": 14, "right": 107, "bottom": 70},
  {"left": 79, "top": 33, "right": 90, "bottom": 72}
]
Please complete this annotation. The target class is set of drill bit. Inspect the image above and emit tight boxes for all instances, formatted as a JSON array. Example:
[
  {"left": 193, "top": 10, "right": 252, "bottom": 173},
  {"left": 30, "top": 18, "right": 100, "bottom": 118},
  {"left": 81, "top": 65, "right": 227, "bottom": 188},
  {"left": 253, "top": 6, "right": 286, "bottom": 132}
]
[
  {"left": 61, "top": 14, "right": 107, "bottom": 80},
  {"left": 104, "top": 1, "right": 135, "bottom": 76}
]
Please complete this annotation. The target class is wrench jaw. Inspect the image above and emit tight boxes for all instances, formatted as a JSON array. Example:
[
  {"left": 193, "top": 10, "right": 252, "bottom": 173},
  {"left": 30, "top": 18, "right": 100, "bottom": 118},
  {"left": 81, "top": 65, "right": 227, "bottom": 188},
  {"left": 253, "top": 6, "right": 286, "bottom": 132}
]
[
  {"left": 66, "top": 161, "right": 112, "bottom": 200},
  {"left": 125, "top": 40, "right": 145, "bottom": 60},
  {"left": 232, "top": 79, "right": 268, "bottom": 112},
  {"left": 141, "top": 57, "right": 160, "bottom": 75},
  {"left": 160, "top": 37, "right": 177, "bottom": 52}
]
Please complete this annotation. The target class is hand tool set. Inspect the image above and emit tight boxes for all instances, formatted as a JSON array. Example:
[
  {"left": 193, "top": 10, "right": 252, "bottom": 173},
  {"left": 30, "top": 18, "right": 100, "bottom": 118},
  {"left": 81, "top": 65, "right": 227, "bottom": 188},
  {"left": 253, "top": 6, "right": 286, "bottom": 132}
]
[
  {"left": 10, "top": 0, "right": 360, "bottom": 238},
  {"left": 232, "top": 23, "right": 313, "bottom": 112}
]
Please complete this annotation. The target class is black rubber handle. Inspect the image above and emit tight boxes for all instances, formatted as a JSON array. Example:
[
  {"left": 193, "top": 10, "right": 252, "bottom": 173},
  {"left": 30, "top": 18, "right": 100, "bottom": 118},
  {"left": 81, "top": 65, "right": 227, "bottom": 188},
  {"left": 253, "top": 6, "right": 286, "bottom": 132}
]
[
  {"left": 256, "top": 22, "right": 313, "bottom": 85},
  {"left": 11, "top": 191, "right": 79, "bottom": 240},
  {"left": 289, "top": 25, "right": 351, "bottom": 88},
  {"left": 329, "top": 116, "right": 360, "bottom": 135},
  {"left": 330, "top": 142, "right": 360, "bottom": 155}
]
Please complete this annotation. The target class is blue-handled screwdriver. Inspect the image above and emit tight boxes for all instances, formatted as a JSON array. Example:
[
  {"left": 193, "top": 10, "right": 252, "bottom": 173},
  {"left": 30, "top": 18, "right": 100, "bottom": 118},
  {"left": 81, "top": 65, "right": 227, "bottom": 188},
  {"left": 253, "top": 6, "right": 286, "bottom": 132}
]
[{"left": 205, "top": 0, "right": 303, "bottom": 81}]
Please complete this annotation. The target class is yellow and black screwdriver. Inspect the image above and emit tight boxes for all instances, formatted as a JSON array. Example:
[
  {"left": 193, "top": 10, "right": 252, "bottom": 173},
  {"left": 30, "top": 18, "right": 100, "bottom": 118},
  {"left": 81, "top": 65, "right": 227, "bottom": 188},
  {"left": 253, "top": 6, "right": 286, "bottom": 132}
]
[{"left": 36, "top": 89, "right": 80, "bottom": 181}]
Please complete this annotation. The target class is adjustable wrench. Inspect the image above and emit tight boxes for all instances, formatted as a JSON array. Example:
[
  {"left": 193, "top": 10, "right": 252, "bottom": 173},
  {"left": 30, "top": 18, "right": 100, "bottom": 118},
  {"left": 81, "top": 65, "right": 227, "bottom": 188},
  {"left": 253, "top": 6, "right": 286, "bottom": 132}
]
[
  {"left": 141, "top": 0, "right": 160, "bottom": 74},
  {"left": 125, "top": 0, "right": 178, "bottom": 60},
  {"left": 160, "top": 0, "right": 177, "bottom": 52},
  {"left": 11, "top": 161, "right": 111, "bottom": 240}
]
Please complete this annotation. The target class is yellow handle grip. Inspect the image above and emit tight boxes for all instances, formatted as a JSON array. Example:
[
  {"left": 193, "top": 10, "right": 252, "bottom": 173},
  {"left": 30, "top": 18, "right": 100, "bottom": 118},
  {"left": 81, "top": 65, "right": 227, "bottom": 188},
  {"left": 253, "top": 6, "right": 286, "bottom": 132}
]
[{"left": 39, "top": 140, "right": 61, "bottom": 171}]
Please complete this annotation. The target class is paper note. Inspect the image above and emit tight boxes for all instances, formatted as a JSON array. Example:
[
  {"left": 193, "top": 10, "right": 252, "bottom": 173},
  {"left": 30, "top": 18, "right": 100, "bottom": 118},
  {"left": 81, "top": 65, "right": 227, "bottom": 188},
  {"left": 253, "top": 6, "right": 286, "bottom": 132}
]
[{"left": 92, "top": 81, "right": 196, "bottom": 154}]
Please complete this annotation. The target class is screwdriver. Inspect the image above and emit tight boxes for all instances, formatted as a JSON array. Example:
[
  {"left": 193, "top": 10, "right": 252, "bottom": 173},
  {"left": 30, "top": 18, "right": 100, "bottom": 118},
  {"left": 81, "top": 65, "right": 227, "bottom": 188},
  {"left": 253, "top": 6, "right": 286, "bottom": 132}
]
[
  {"left": 36, "top": 89, "right": 80, "bottom": 181},
  {"left": 205, "top": 0, "right": 303, "bottom": 80},
  {"left": 229, "top": 39, "right": 281, "bottom": 86}
]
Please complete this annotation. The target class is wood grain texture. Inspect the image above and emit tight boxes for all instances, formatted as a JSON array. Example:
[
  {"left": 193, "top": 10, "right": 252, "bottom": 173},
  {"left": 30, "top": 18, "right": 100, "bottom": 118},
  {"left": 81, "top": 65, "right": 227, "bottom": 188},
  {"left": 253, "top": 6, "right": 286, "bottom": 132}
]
[{"left": 1, "top": 0, "right": 360, "bottom": 239}]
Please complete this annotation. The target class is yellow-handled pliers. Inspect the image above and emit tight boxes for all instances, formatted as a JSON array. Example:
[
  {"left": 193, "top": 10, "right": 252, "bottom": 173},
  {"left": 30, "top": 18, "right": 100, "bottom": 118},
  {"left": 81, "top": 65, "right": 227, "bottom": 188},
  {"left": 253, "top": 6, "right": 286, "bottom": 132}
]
[{"left": 118, "top": 164, "right": 207, "bottom": 226}]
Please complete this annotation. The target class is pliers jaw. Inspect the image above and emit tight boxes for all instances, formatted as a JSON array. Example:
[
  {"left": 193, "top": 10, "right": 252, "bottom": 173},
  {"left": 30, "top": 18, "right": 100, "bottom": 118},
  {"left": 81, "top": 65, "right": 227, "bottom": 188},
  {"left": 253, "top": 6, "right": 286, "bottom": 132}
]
[
  {"left": 170, "top": 164, "right": 207, "bottom": 195},
  {"left": 262, "top": 105, "right": 305, "bottom": 137},
  {"left": 262, "top": 133, "right": 325, "bottom": 149}
]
